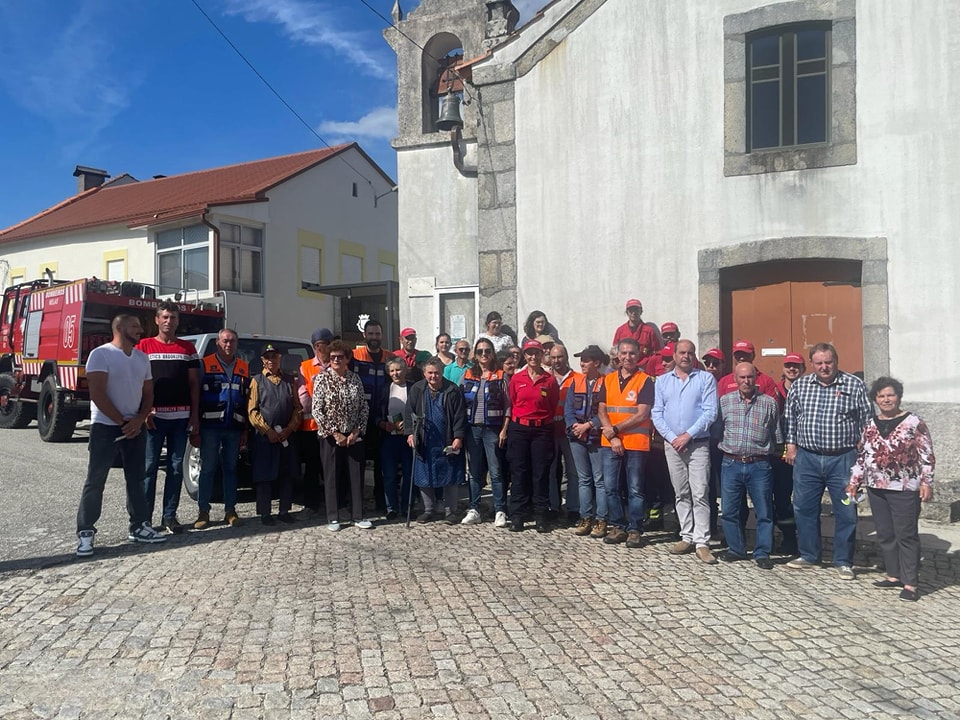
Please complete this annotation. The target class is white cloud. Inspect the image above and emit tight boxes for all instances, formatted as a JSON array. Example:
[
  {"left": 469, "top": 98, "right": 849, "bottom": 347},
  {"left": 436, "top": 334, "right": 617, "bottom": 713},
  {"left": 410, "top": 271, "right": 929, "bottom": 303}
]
[
  {"left": 223, "top": 0, "right": 394, "bottom": 81},
  {"left": 0, "top": 2, "right": 133, "bottom": 158},
  {"left": 317, "top": 106, "right": 397, "bottom": 143}
]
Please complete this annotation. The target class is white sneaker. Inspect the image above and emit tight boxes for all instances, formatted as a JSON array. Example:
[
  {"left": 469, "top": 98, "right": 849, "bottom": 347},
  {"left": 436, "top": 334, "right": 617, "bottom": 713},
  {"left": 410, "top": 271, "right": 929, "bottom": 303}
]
[
  {"left": 128, "top": 521, "right": 167, "bottom": 544},
  {"left": 494, "top": 511, "right": 508, "bottom": 528},
  {"left": 327, "top": 521, "right": 341, "bottom": 532},
  {"left": 76, "top": 530, "right": 94, "bottom": 557},
  {"left": 356, "top": 519, "right": 374, "bottom": 530},
  {"left": 461, "top": 509, "right": 482, "bottom": 525}
]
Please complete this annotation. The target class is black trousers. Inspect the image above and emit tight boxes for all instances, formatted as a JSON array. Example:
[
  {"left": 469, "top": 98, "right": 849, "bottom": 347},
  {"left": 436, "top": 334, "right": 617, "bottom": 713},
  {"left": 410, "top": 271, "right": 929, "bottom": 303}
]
[
  {"left": 868, "top": 487, "right": 922, "bottom": 587},
  {"left": 507, "top": 422, "right": 555, "bottom": 520},
  {"left": 320, "top": 436, "right": 365, "bottom": 523},
  {"left": 251, "top": 434, "right": 297, "bottom": 517},
  {"left": 365, "top": 422, "right": 385, "bottom": 510},
  {"left": 297, "top": 430, "right": 323, "bottom": 510}
]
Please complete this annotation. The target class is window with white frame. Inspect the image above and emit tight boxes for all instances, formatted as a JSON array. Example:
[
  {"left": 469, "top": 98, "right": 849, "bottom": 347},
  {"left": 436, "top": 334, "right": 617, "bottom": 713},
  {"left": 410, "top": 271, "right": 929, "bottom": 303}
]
[
  {"left": 219, "top": 223, "right": 263, "bottom": 295},
  {"left": 157, "top": 224, "right": 209, "bottom": 295}
]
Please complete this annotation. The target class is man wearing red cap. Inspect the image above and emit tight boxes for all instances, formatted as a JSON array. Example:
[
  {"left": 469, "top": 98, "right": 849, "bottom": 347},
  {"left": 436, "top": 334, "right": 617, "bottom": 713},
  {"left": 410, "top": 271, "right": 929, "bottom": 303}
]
[
  {"left": 701, "top": 348, "right": 725, "bottom": 381},
  {"left": 772, "top": 353, "right": 806, "bottom": 555},
  {"left": 778, "top": 353, "right": 806, "bottom": 398},
  {"left": 612, "top": 299, "right": 660, "bottom": 372},
  {"left": 396, "top": 328, "right": 431, "bottom": 384},
  {"left": 717, "top": 341, "right": 783, "bottom": 406}
]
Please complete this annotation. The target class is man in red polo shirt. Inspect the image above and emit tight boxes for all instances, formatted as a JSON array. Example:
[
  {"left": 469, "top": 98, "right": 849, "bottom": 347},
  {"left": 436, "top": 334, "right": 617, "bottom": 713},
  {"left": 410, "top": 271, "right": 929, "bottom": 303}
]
[{"left": 612, "top": 299, "right": 660, "bottom": 371}]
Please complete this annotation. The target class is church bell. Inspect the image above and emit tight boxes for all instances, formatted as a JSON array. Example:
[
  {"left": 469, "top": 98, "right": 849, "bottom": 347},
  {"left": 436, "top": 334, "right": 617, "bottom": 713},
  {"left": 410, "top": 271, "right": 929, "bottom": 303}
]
[{"left": 436, "top": 92, "right": 464, "bottom": 132}]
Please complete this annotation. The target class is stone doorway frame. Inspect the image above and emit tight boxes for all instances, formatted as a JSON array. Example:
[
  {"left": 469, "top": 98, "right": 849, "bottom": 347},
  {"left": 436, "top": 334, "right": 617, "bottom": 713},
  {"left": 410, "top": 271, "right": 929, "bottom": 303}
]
[{"left": 697, "top": 236, "right": 889, "bottom": 383}]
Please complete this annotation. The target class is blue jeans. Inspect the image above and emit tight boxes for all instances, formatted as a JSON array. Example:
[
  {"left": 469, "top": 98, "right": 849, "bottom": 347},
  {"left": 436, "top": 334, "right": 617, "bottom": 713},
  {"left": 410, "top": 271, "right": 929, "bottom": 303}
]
[
  {"left": 144, "top": 417, "right": 189, "bottom": 522},
  {"left": 601, "top": 448, "right": 647, "bottom": 532},
  {"left": 720, "top": 457, "right": 774, "bottom": 559},
  {"left": 570, "top": 440, "right": 606, "bottom": 520},
  {"left": 77, "top": 423, "right": 149, "bottom": 534},
  {"left": 792, "top": 448, "right": 858, "bottom": 567},
  {"left": 197, "top": 426, "right": 243, "bottom": 513},
  {"left": 381, "top": 433, "right": 413, "bottom": 513},
  {"left": 466, "top": 424, "right": 506, "bottom": 512}
]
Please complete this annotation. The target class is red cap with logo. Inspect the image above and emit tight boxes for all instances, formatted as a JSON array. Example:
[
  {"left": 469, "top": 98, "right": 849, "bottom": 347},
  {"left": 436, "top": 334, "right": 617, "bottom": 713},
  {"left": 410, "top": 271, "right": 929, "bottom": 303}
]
[
  {"left": 522, "top": 338, "right": 544, "bottom": 351},
  {"left": 784, "top": 353, "right": 805, "bottom": 364},
  {"left": 660, "top": 322, "right": 679, "bottom": 334},
  {"left": 703, "top": 348, "right": 725, "bottom": 362},
  {"left": 625, "top": 298, "right": 642, "bottom": 310},
  {"left": 400, "top": 327, "right": 417, "bottom": 338},
  {"left": 732, "top": 340, "right": 755, "bottom": 354},
  {"left": 660, "top": 343, "right": 675, "bottom": 358}
]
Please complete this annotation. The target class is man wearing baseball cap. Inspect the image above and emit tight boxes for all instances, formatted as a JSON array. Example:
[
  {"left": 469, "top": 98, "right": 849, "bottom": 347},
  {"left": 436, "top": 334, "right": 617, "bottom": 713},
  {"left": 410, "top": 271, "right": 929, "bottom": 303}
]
[
  {"left": 701, "top": 348, "right": 725, "bottom": 381},
  {"left": 779, "top": 353, "right": 806, "bottom": 397},
  {"left": 772, "top": 353, "right": 806, "bottom": 555},
  {"left": 612, "top": 299, "right": 660, "bottom": 372},
  {"left": 717, "top": 341, "right": 783, "bottom": 405},
  {"left": 248, "top": 344, "right": 302, "bottom": 525},
  {"left": 395, "top": 328, "right": 431, "bottom": 384}
]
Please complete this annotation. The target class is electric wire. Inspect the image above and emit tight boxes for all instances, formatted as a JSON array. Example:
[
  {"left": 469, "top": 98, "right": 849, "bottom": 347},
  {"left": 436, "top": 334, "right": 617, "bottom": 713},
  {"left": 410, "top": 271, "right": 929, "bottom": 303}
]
[{"left": 188, "top": 0, "right": 379, "bottom": 188}]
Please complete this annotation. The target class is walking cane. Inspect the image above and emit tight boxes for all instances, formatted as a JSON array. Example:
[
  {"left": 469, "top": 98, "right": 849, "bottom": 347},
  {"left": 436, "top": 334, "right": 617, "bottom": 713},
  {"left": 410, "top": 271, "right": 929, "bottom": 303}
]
[{"left": 406, "top": 443, "right": 418, "bottom": 528}]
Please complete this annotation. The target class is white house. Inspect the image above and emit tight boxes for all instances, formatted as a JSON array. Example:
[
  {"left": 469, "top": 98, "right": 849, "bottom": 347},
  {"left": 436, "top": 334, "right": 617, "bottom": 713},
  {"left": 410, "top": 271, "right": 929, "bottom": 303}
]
[
  {"left": 0, "top": 145, "right": 398, "bottom": 340},
  {"left": 386, "top": 0, "right": 959, "bottom": 519}
]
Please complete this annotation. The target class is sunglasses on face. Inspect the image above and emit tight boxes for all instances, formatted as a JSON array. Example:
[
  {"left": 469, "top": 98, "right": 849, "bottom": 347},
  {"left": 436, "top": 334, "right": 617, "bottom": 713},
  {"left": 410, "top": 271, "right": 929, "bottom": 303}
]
[
  {"left": 703, "top": 358, "right": 720, "bottom": 367},
  {"left": 784, "top": 363, "right": 803, "bottom": 369},
  {"left": 329, "top": 354, "right": 347, "bottom": 361},
  {"left": 476, "top": 348, "right": 493, "bottom": 355},
  {"left": 456, "top": 346, "right": 469, "bottom": 352}
]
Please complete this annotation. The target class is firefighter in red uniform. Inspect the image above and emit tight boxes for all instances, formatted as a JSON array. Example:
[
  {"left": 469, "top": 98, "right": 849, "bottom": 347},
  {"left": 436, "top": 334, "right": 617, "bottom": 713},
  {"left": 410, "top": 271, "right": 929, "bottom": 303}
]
[{"left": 612, "top": 299, "right": 660, "bottom": 372}]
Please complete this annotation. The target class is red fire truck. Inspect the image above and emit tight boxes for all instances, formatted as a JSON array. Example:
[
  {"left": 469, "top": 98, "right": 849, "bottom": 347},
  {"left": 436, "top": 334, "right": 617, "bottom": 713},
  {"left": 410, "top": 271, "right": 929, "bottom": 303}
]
[{"left": 0, "top": 277, "right": 224, "bottom": 441}]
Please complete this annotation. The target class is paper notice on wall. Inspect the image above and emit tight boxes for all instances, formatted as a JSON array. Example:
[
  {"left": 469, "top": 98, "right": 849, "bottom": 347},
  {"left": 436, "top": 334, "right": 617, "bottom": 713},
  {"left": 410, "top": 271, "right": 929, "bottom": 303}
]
[
  {"left": 450, "top": 314, "right": 466, "bottom": 340},
  {"left": 761, "top": 348, "right": 787, "bottom": 357}
]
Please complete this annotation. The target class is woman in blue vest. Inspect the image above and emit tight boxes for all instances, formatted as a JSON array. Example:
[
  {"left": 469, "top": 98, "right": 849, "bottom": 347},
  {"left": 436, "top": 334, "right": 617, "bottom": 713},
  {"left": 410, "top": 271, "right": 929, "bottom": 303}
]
[{"left": 460, "top": 338, "right": 510, "bottom": 527}]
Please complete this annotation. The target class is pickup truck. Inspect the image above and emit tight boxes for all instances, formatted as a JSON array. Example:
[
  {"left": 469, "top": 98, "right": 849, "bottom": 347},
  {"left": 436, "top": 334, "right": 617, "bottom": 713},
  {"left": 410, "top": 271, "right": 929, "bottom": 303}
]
[{"left": 179, "top": 333, "right": 313, "bottom": 502}]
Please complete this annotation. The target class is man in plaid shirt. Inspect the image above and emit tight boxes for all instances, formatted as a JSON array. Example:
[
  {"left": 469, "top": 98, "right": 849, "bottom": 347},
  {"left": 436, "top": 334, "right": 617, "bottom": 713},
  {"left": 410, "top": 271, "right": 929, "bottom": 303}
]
[
  {"left": 784, "top": 343, "right": 871, "bottom": 579},
  {"left": 717, "top": 363, "right": 782, "bottom": 569}
]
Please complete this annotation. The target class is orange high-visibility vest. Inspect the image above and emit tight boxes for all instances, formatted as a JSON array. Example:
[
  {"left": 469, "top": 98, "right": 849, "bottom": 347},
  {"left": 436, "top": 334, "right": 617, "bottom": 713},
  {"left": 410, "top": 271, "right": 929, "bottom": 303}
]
[
  {"left": 299, "top": 357, "right": 324, "bottom": 432},
  {"left": 600, "top": 370, "right": 653, "bottom": 451},
  {"left": 554, "top": 370, "right": 581, "bottom": 422}
]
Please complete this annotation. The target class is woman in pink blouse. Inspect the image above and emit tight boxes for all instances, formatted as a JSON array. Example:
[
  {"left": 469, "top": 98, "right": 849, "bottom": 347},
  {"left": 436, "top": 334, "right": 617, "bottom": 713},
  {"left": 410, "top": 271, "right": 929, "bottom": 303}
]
[{"left": 847, "top": 377, "right": 935, "bottom": 602}]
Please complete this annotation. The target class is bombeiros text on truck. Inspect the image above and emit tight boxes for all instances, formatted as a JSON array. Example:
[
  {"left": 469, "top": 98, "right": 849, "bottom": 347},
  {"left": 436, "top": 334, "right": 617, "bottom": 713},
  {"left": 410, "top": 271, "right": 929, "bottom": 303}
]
[{"left": 0, "top": 275, "right": 224, "bottom": 441}]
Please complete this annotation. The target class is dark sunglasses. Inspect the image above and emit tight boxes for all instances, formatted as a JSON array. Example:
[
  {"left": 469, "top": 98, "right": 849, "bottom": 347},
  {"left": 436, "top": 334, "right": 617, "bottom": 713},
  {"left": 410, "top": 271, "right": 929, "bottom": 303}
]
[
  {"left": 329, "top": 354, "right": 347, "bottom": 361},
  {"left": 784, "top": 363, "right": 804, "bottom": 369},
  {"left": 476, "top": 348, "right": 493, "bottom": 355},
  {"left": 703, "top": 358, "right": 720, "bottom": 367},
  {"left": 455, "top": 346, "right": 470, "bottom": 352}
]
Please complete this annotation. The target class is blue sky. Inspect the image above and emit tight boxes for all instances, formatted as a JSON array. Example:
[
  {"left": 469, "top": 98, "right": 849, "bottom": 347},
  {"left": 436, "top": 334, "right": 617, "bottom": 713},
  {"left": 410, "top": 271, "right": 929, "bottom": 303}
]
[{"left": 0, "top": 0, "right": 542, "bottom": 230}]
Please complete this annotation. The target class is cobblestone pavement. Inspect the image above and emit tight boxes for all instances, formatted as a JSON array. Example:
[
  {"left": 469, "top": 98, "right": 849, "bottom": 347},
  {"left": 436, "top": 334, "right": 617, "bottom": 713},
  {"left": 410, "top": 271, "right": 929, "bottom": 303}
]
[
  {"left": 3, "top": 426, "right": 960, "bottom": 719},
  {"left": 2, "top": 502, "right": 960, "bottom": 720}
]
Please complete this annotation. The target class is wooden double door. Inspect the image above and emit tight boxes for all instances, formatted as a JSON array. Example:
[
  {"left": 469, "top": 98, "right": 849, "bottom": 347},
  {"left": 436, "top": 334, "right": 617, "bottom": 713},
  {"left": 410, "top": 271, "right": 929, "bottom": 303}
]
[{"left": 723, "top": 261, "right": 863, "bottom": 381}]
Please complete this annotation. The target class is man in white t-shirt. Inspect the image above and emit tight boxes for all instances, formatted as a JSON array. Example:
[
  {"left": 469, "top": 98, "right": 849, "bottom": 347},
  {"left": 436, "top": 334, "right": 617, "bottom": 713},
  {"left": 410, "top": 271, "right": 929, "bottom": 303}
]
[{"left": 75, "top": 314, "right": 166, "bottom": 557}]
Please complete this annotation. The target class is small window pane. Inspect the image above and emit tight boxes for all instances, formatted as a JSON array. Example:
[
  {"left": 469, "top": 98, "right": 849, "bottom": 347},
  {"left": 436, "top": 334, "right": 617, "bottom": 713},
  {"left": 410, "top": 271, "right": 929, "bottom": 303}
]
[
  {"left": 220, "top": 246, "right": 238, "bottom": 292},
  {"left": 241, "top": 249, "right": 262, "bottom": 294},
  {"left": 751, "top": 81, "right": 781, "bottom": 149},
  {"left": 751, "top": 34, "right": 780, "bottom": 68},
  {"left": 796, "top": 29, "right": 826, "bottom": 61},
  {"left": 379, "top": 262, "right": 395, "bottom": 281},
  {"left": 241, "top": 226, "right": 262, "bottom": 247},
  {"left": 300, "top": 246, "right": 321, "bottom": 286},
  {"left": 752, "top": 66, "right": 780, "bottom": 82},
  {"left": 106, "top": 259, "right": 124, "bottom": 282},
  {"left": 796, "top": 75, "right": 827, "bottom": 144},
  {"left": 158, "top": 252, "right": 182, "bottom": 294},
  {"left": 221, "top": 223, "right": 240, "bottom": 244},
  {"left": 340, "top": 254, "right": 363, "bottom": 284},
  {"left": 157, "top": 229, "right": 181, "bottom": 250},
  {"left": 184, "top": 247, "right": 209, "bottom": 291},
  {"left": 183, "top": 224, "right": 208, "bottom": 246},
  {"left": 797, "top": 59, "right": 826, "bottom": 76}
]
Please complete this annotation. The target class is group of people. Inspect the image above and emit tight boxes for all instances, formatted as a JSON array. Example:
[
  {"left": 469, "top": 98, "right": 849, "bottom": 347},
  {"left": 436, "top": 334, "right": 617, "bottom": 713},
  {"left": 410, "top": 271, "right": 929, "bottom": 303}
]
[{"left": 74, "top": 300, "right": 937, "bottom": 601}]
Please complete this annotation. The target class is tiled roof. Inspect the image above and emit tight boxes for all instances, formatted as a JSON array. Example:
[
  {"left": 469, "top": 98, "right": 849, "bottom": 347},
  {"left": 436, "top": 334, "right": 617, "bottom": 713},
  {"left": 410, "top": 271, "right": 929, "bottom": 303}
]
[{"left": 1, "top": 144, "right": 365, "bottom": 243}]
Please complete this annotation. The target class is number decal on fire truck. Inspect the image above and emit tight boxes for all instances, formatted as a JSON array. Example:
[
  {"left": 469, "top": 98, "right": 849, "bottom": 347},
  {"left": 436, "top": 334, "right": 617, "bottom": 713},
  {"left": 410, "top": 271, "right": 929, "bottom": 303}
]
[{"left": 63, "top": 314, "right": 77, "bottom": 349}]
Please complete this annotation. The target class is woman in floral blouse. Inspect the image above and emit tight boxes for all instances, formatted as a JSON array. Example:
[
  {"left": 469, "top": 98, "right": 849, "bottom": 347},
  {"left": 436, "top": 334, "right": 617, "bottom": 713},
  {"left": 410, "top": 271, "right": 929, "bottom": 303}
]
[
  {"left": 847, "top": 377, "right": 934, "bottom": 602},
  {"left": 313, "top": 340, "right": 372, "bottom": 532}
]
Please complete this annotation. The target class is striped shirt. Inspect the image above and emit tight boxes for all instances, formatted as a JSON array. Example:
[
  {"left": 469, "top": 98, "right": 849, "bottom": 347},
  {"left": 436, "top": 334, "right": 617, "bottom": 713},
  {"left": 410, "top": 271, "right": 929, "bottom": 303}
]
[
  {"left": 785, "top": 370, "right": 871, "bottom": 453},
  {"left": 718, "top": 391, "right": 782, "bottom": 456}
]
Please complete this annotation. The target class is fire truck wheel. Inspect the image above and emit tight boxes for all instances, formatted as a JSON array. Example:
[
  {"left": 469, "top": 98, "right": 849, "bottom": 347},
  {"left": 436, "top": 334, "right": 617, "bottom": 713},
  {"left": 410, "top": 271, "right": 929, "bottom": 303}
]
[
  {"left": 37, "top": 376, "right": 78, "bottom": 442},
  {"left": 0, "top": 373, "right": 35, "bottom": 429}
]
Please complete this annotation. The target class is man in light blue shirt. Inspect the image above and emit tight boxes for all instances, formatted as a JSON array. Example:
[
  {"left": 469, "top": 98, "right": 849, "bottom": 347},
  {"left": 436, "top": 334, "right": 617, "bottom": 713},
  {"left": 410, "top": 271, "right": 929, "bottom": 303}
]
[{"left": 652, "top": 339, "right": 718, "bottom": 563}]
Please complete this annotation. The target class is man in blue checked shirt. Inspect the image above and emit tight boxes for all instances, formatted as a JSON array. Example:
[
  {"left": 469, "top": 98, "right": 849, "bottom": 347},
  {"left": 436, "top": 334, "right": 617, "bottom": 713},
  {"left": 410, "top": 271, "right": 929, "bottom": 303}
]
[
  {"left": 784, "top": 343, "right": 870, "bottom": 580},
  {"left": 651, "top": 339, "right": 718, "bottom": 564}
]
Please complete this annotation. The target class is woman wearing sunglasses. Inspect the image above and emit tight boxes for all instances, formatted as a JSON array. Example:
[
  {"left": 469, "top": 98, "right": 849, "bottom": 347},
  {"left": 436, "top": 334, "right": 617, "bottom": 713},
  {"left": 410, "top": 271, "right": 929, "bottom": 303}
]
[
  {"left": 312, "top": 340, "right": 373, "bottom": 531},
  {"left": 506, "top": 338, "right": 559, "bottom": 532},
  {"left": 460, "top": 338, "right": 510, "bottom": 527}
]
